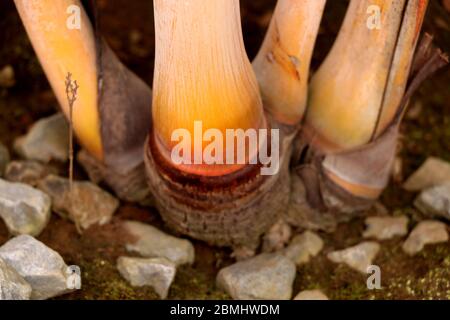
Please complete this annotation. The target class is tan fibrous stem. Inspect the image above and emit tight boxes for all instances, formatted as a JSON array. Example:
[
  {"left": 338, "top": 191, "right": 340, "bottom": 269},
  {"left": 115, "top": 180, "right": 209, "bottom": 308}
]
[
  {"left": 253, "top": 0, "right": 326, "bottom": 125},
  {"left": 304, "top": 0, "right": 429, "bottom": 153}
]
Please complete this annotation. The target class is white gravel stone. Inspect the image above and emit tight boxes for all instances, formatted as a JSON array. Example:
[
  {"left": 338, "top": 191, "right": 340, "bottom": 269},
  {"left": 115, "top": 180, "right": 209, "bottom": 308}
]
[
  {"left": 402, "top": 220, "right": 449, "bottom": 256},
  {"left": 0, "top": 235, "right": 71, "bottom": 299},
  {"left": 123, "top": 220, "right": 195, "bottom": 266},
  {"left": 294, "top": 289, "right": 329, "bottom": 300},
  {"left": 38, "top": 175, "right": 119, "bottom": 230},
  {"left": 283, "top": 231, "right": 324, "bottom": 265},
  {"left": 216, "top": 253, "right": 296, "bottom": 300},
  {"left": 0, "top": 179, "right": 51, "bottom": 236},
  {"left": 0, "top": 257, "right": 32, "bottom": 300},
  {"left": 262, "top": 219, "right": 292, "bottom": 252},
  {"left": 414, "top": 183, "right": 450, "bottom": 221},
  {"left": 117, "top": 256, "right": 176, "bottom": 299},
  {"left": 327, "top": 242, "right": 380, "bottom": 274},
  {"left": 363, "top": 216, "right": 409, "bottom": 240},
  {"left": 403, "top": 157, "right": 450, "bottom": 192},
  {"left": 14, "top": 113, "right": 69, "bottom": 163}
]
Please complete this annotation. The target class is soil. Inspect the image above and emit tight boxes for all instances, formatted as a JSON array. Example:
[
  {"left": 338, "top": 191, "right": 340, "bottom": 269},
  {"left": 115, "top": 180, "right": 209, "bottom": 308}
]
[{"left": 0, "top": 0, "right": 449, "bottom": 300}]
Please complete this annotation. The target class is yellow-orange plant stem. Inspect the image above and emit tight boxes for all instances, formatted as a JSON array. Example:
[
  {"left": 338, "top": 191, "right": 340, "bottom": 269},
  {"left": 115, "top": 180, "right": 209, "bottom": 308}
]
[
  {"left": 253, "top": 0, "right": 326, "bottom": 125},
  {"left": 152, "top": 0, "right": 266, "bottom": 176}
]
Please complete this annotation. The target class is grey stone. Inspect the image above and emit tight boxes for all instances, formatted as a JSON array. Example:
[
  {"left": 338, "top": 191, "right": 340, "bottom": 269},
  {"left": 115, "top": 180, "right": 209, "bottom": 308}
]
[
  {"left": 123, "top": 220, "right": 194, "bottom": 266},
  {"left": 117, "top": 256, "right": 176, "bottom": 299},
  {"left": 363, "top": 216, "right": 409, "bottom": 240},
  {"left": 216, "top": 253, "right": 296, "bottom": 300},
  {"left": 414, "top": 183, "right": 450, "bottom": 221},
  {"left": 38, "top": 175, "right": 119, "bottom": 230},
  {"left": 283, "top": 231, "right": 324, "bottom": 265},
  {"left": 0, "top": 142, "right": 10, "bottom": 177},
  {"left": 4, "top": 160, "right": 57, "bottom": 186},
  {"left": 262, "top": 219, "right": 292, "bottom": 252},
  {"left": 14, "top": 113, "right": 69, "bottom": 163},
  {"left": 0, "top": 257, "right": 32, "bottom": 300},
  {"left": 294, "top": 289, "right": 329, "bottom": 300},
  {"left": 0, "top": 179, "right": 51, "bottom": 236},
  {"left": 403, "top": 157, "right": 450, "bottom": 192},
  {"left": 402, "top": 220, "right": 449, "bottom": 256},
  {"left": 327, "top": 242, "right": 380, "bottom": 274},
  {"left": 0, "top": 235, "right": 70, "bottom": 299}
]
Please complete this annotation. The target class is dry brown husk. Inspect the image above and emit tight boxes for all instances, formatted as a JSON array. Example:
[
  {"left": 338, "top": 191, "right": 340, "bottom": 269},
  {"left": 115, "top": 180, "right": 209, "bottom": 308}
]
[{"left": 77, "top": 1, "right": 152, "bottom": 203}]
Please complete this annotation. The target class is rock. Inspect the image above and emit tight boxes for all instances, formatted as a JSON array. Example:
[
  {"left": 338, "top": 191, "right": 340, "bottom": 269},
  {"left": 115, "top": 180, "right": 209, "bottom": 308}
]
[
  {"left": 4, "top": 160, "right": 57, "bottom": 186},
  {"left": 0, "top": 257, "right": 32, "bottom": 300},
  {"left": 0, "top": 235, "right": 70, "bottom": 299},
  {"left": 363, "top": 216, "right": 409, "bottom": 240},
  {"left": 402, "top": 220, "right": 449, "bottom": 256},
  {"left": 294, "top": 289, "right": 328, "bottom": 300},
  {"left": 123, "top": 220, "right": 194, "bottom": 266},
  {"left": 282, "top": 231, "right": 324, "bottom": 265},
  {"left": 0, "top": 143, "right": 10, "bottom": 177},
  {"left": 262, "top": 219, "right": 292, "bottom": 252},
  {"left": 414, "top": 183, "right": 450, "bottom": 221},
  {"left": 77, "top": 149, "right": 154, "bottom": 206},
  {"left": 14, "top": 113, "right": 69, "bottom": 163},
  {"left": 216, "top": 253, "right": 296, "bottom": 300},
  {"left": 37, "top": 175, "right": 119, "bottom": 230},
  {"left": 117, "top": 257, "right": 176, "bottom": 299},
  {"left": 327, "top": 242, "right": 380, "bottom": 274},
  {"left": 403, "top": 157, "right": 450, "bottom": 192},
  {"left": 0, "top": 65, "right": 15, "bottom": 88},
  {"left": 0, "top": 179, "right": 51, "bottom": 236}
]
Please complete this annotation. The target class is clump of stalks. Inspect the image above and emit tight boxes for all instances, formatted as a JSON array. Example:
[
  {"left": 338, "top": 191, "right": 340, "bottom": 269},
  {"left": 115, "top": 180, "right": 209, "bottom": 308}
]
[
  {"left": 17, "top": 0, "right": 448, "bottom": 253},
  {"left": 145, "top": 0, "right": 446, "bottom": 251},
  {"left": 14, "top": 0, "right": 153, "bottom": 205}
]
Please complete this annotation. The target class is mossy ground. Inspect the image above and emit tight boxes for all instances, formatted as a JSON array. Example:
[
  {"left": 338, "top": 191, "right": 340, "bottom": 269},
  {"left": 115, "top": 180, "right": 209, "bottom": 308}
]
[{"left": 0, "top": 0, "right": 449, "bottom": 300}]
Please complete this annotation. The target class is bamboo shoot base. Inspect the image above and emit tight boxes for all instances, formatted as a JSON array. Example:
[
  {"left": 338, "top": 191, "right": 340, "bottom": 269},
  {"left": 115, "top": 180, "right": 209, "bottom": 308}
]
[{"left": 144, "top": 119, "right": 296, "bottom": 248}]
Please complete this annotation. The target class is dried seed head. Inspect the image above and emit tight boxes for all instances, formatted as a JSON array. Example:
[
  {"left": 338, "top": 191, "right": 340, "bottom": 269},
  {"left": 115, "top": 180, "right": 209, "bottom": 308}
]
[
  {"left": 253, "top": 0, "right": 326, "bottom": 125},
  {"left": 14, "top": 0, "right": 103, "bottom": 160}
]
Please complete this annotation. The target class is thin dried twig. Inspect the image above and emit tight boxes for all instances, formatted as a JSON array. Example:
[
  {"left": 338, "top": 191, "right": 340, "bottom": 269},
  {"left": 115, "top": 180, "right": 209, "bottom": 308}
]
[{"left": 65, "top": 72, "right": 79, "bottom": 193}]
